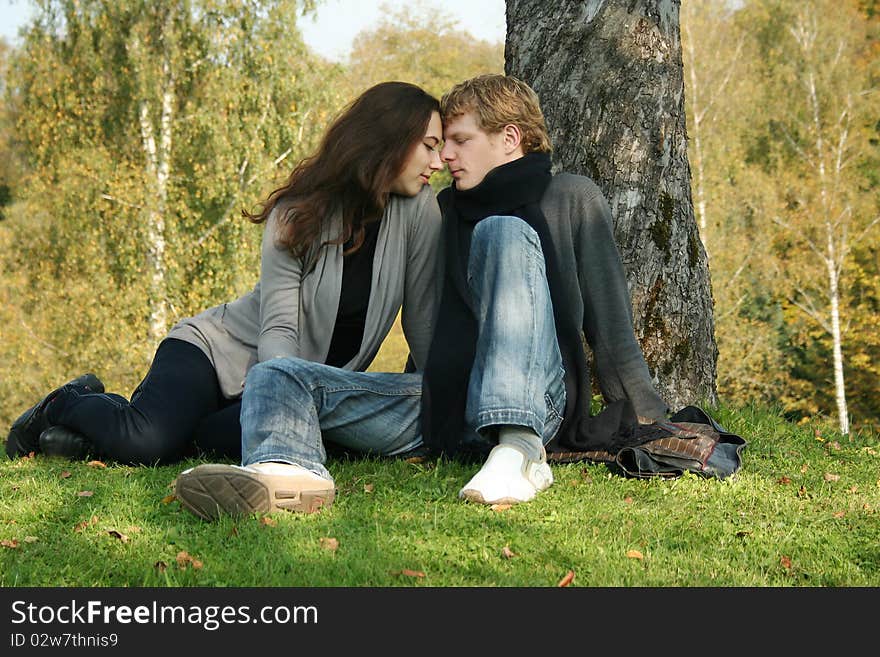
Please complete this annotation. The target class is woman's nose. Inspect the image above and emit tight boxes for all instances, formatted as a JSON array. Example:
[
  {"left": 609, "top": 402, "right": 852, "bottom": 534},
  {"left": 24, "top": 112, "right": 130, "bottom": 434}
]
[{"left": 430, "top": 149, "right": 442, "bottom": 170}]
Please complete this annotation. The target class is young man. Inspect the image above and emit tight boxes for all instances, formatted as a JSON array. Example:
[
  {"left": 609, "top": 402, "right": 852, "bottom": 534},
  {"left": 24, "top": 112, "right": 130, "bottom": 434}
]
[
  {"left": 174, "top": 74, "right": 669, "bottom": 519},
  {"left": 419, "top": 74, "right": 670, "bottom": 504}
]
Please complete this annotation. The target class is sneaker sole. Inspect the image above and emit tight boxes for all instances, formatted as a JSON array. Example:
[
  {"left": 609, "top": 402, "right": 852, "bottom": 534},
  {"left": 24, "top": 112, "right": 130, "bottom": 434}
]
[
  {"left": 175, "top": 464, "right": 336, "bottom": 521},
  {"left": 458, "top": 489, "right": 535, "bottom": 505}
]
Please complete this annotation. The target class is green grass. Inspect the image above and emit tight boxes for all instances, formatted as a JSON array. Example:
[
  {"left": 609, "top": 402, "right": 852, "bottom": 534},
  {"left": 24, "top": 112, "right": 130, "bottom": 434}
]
[{"left": 1, "top": 402, "right": 878, "bottom": 587}]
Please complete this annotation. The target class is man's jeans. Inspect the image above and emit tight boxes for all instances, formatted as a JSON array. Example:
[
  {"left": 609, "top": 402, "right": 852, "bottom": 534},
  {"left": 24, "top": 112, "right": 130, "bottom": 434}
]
[{"left": 240, "top": 216, "right": 566, "bottom": 480}]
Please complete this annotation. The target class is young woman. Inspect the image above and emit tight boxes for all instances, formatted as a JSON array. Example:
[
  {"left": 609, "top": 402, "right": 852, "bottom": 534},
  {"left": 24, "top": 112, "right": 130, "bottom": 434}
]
[{"left": 6, "top": 81, "right": 443, "bottom": 465}]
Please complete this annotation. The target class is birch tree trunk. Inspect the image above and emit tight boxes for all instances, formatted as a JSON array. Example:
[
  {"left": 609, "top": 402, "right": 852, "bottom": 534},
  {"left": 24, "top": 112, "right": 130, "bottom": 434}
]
[
  {"left": 680, "top": 1, "right": 744, "bottom": 260},
  {"left": 505, "top": 0, "right": 718, "bottom": 409},
  {"left": 131, "top": 28, "right": 173, "bottom": 345},
  {"left": 827, "top": 251, "right": 848, "bottom": 435}
]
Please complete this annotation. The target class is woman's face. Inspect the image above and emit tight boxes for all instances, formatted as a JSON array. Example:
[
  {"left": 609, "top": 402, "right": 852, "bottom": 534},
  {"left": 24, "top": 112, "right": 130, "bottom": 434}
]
[{"left": 389, "top": 111, "right": 443, "bottom": 196}]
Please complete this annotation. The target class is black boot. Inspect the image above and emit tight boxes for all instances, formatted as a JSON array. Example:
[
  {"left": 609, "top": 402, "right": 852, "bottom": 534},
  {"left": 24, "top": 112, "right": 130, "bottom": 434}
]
[
  {"left": 38, "top": 426, "right": 95, "bottom": 461},
  {"left": 5, "top": 373, "right": 104, "bottom": 459}
]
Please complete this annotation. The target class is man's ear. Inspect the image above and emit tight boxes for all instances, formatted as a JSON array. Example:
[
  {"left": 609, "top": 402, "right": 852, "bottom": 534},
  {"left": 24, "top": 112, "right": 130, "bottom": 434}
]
[{"left": 502, "top": 123, "right": 523, "bottom": 155}]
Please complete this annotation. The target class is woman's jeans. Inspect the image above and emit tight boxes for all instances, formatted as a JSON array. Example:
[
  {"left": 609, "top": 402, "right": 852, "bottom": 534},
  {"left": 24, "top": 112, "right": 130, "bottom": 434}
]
[
  {"left": 46, "top": 338, "right": 242, "bottom": 464},
  {"left": 241, "top": 216, "right": 567, "bottom": 480}
]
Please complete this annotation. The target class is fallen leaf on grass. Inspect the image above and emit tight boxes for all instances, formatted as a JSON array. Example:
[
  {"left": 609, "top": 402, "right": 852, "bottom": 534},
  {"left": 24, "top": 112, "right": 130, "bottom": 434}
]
[
  {"left": 74, "top": 516, "right": 99, "bottom": 532},
  {"left": 626, "top": 549, "right": 644, "bottom": 560},
  {"left": 154, "top": 561, "right": 168, "bottom": 573},
  {"left": 501, "top": 546, "right": 517, "bottom": 559},
  {"left": 60, "top": 471, "right": 72, "bottom": 479},
  {"left": 624, "top": 496, "right": 634, "bottom": 504},
  {"left": 1, "top": 539, "right": 19, "bottom": 549},
  {"left": 393, "top": 569, "right": 425, "bottom": 578},
  {"left": 87, "top": 460, "right": 107, "bottom": 468},
  {"left": 800, "top": 464, "right": 808, "bottom": 473},
  {"left": 176, "top": 551, "right": 203, "bottom": 570},
  {"left": 823, "top": 473, "right": 840, "bottom": 482},
  {"left": 777, "top": 476, "right": 791, "bottom": 485},
  {"left": 490, "top": 503, "right": 512, "bottom": 512},
  {"left": 77, "top": 490, "right": 94, "bottom": 497},
  {"left": 780, "top": 556, "right": 792, "bottom": 570},
  {"left": 228, "top": 526, "right": 239, "bottom": 537},
  {"left": 405, "top": 456, "right": 425, "bottom": 464},
  {"left": 23, "top": 536, "right": 38, "bottom": 543},
  {"left": 828, "top": 441, "right": 841, "bottom": 451},
  {"left": 259, "top": 516, "right": 277, "bottom": 527},
  {"left": 833, "top": 511, "right": 846, "bottom": 518},
  {"left": 107, "top": 530, "right": 129, "bottom": 543},
  {"left": 161, "top": 494, "right": 176, "bottom": 505},
  {"left": 735, "top": 530, "right": 751, "bottom": 538},
  {"left": 557, "top": 570, "right": 575, "bottom": 587},
  {"left": 126, "top": 526, "right": 142, "bottom": 534},
  {"left": 863, "top": 447, "right": 877, "bottom": 456},
  {"left": 798, "top": 485, "right": 807, "bottom": 497},
  {"left": 363, "top": 483, "right": 374, "bottom": 493},
  {"left": 320, "top": 537, "right": 339, "bottom": 552},
  {"left": 849, "top": 485, "right": 859, "bottom": 493}
]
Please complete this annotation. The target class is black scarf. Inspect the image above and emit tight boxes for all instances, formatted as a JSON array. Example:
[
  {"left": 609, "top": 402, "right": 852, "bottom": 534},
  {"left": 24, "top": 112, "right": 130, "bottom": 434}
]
[{"left": 421, "top": 152, "right": 640, "bottom": 458}]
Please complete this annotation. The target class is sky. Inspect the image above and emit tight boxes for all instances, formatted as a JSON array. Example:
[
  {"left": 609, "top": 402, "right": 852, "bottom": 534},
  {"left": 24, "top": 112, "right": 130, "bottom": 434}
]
[{"left": 0, "top": 0, "right": 507, "bottom": 60}]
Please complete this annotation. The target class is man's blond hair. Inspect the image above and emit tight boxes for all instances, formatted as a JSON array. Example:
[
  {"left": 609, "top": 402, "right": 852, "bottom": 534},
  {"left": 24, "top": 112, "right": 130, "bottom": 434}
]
[{"left": 440, "top": 74, "right": 552, "bottom": 154}]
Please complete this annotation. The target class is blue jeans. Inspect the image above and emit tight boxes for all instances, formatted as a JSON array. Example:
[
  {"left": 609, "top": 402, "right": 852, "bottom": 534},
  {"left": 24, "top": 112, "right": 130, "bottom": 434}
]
[{"left": 240, "top": 216, "right": 566, "bottom": 479}]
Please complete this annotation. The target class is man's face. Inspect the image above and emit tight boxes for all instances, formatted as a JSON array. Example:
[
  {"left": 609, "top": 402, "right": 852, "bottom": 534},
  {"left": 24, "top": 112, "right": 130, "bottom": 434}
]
[{"left": 440, "top": 111, "right": 513, "bottom": 191}]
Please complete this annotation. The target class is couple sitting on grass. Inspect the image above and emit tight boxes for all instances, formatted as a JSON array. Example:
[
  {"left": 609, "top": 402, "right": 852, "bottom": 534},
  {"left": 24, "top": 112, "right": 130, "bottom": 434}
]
[{"left": 6, "top": 74, "right": 669, "bottom": 518}]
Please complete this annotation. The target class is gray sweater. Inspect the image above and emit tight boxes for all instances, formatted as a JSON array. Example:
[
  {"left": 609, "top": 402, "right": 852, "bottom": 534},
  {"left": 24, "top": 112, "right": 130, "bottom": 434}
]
[
  {"left": 539, "top": 172, "right": 669, "bottom": 421},
  {"left": 167, "top": 186, "right": 442, "bottom": 398}
]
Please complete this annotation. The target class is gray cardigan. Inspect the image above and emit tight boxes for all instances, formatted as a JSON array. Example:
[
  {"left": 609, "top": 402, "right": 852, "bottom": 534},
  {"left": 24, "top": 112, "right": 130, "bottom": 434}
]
[
  {"left": 540, "top": 172, "right": 669, "bottom": 421},
  {"left": 167, "top": 186, "right": 441, "bottom": 398}
]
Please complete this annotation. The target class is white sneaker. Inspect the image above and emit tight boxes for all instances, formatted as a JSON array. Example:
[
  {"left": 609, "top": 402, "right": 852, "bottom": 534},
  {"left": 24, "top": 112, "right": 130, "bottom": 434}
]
[
  {"left": 458, "top": 444, "right": 553, "bottom": 505},
  {"left": 175, "top": 461, "right": 336, "bottom": 520}
]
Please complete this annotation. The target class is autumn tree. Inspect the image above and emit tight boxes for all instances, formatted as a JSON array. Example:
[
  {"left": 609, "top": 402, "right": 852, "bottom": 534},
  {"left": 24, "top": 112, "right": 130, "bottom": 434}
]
[
  {"left": 680, "top": 0, "right": 749, "bottom": 258},
  {"left": 0, "top": 37, "right": 18, "bottom": 221},
  {"left": 680, "top": 1, "right": 795, "bottom": 412},
  {"left": 0, "top": 0, "right": 341, "bottom": 424},
  {"left": 344, "top": 1, "right": 503, "bottom": 100},
  {"left": 734, "top": 0, "right": 879, "bottom": 434},
  {"left": 505, "top": 0, "right": 717, "bottom": 411}
]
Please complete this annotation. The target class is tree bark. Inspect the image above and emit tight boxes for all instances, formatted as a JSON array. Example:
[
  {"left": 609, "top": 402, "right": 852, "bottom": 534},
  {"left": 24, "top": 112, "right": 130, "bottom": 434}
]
[
  {"left": 505, "top": 0, "right": 718, "bottom": 409},
  {"left": 131, "top": 28, "right": 173, "bottom": 345}
]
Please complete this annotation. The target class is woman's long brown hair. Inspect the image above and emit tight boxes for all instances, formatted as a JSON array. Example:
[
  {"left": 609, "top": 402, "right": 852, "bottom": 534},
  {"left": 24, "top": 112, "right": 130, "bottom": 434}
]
[{"left": 244, "top": 81, "right": 439, "bottom": 265}]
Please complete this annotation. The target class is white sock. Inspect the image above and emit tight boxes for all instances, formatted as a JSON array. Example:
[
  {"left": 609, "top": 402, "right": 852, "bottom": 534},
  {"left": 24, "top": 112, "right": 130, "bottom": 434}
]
[{"left": 497, "top": 426, "right": 544, "bottom": 462}]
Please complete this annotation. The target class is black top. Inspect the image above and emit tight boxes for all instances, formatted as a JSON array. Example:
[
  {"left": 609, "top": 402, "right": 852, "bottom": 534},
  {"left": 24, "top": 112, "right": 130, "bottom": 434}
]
[{"left": 325, "top": 220, "right": 381, "bottom": 367}]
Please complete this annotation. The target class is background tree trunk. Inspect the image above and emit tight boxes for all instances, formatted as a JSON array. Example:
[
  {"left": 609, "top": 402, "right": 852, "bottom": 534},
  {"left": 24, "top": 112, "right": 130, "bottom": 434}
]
[{"left": 505, "top": 0, "right": 718, "bottom": 409}]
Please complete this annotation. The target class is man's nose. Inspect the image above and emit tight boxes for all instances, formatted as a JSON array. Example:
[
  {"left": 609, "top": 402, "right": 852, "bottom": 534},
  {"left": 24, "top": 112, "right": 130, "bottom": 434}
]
[{"left": 440, "top": 143, "right": 454, "bottom": 162}]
